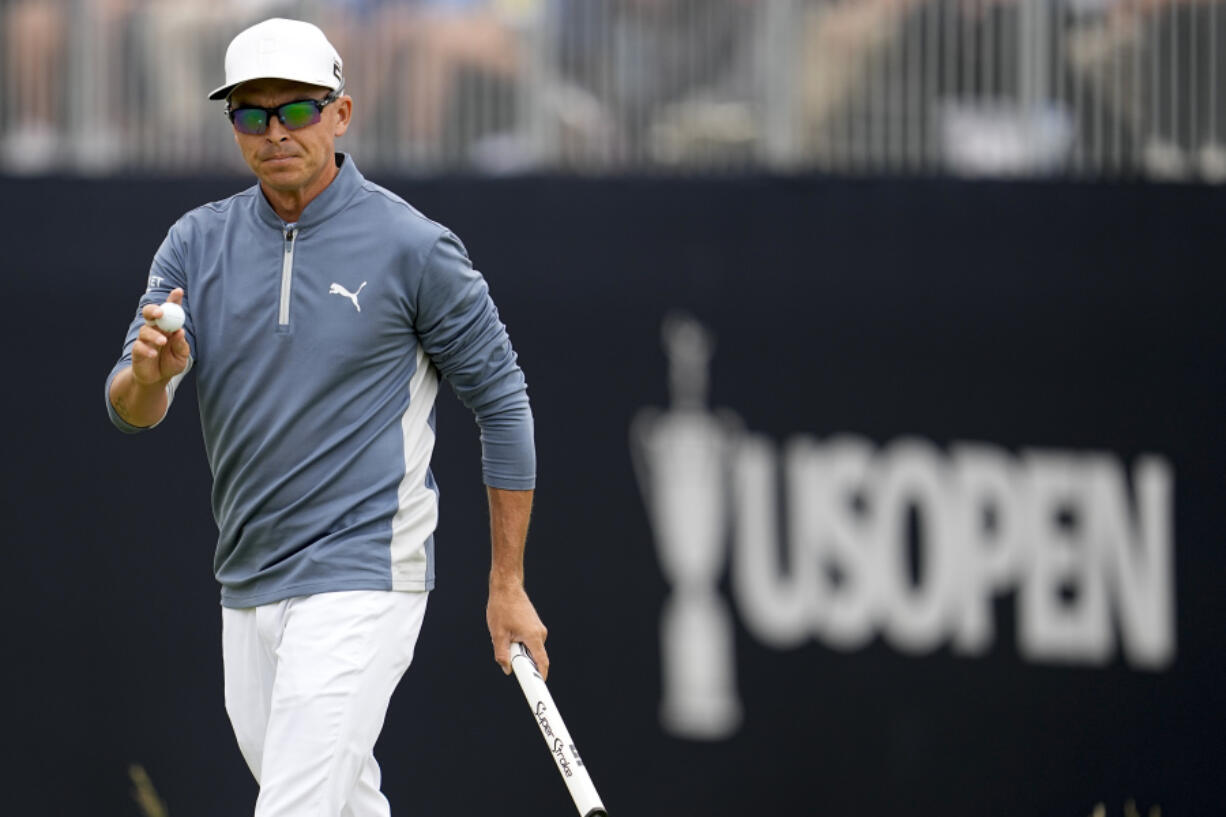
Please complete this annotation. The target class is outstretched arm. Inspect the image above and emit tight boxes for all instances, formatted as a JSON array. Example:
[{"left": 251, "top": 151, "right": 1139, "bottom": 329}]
[
  {"left": 486, "top": 486, "right": 550, "bottom": 680},
  {"left": 108, "top": 288, "right": 191, "bottom": 428}
]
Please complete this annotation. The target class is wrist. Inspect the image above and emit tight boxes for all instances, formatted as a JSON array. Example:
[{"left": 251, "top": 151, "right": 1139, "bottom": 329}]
[
  {"left": 130, "top": 371, "right": 171, "bottom": 391},
  {"left": 488, "top": 571, "right": 524, "bottom": 593},
  {"left": 111, "top": 365, "right": 173, "bottom": 429}
]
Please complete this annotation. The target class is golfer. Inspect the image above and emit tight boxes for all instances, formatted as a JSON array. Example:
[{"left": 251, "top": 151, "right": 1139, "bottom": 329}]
[{"left": 105, "top": 17, "right": 547, "bottom": 817}]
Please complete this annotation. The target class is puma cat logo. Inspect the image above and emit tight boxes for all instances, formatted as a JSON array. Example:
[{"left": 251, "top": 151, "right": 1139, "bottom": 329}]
[{"left": 329, "top": 281, "right": 367, "bottom": 312}]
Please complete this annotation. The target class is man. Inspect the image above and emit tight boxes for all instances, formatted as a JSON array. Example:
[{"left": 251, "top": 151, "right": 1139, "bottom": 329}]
[{"left": 104, "top": 17, "right": 548, "bottom": 817}]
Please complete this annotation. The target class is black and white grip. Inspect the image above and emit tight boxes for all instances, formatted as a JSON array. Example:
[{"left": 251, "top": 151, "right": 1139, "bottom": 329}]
[{"left": 509, "top": 642, "right": 609, "bottom": 817}]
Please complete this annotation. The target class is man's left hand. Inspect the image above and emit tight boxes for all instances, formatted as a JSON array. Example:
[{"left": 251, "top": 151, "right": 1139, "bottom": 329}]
[{"left": 487, "top": 582, "right": 548, "bottom": 680}]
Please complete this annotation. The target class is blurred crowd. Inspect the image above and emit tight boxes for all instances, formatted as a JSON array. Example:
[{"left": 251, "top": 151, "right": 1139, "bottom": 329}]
[{"left": 1, "top": 0, "right": 1223, "bottom": 177}]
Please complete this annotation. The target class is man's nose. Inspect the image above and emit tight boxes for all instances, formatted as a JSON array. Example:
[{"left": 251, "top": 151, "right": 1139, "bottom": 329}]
[{"left": 265, "top": 114, "right": 290, "bottom": 141}]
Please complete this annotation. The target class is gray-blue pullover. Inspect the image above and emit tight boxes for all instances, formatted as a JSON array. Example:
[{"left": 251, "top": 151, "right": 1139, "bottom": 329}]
[{"left": 106, "top": 154, "right": 534, "bottom": 608}]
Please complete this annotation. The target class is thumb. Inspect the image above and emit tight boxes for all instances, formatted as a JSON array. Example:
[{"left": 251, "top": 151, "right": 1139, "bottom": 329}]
[{"left": 166, "top": 287, "right": 184, "bottom": 304}]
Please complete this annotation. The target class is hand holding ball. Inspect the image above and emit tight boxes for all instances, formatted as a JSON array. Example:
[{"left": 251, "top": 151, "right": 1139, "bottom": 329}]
[{"left": 154, "top": 301, "right": 185, "bottom": 333}]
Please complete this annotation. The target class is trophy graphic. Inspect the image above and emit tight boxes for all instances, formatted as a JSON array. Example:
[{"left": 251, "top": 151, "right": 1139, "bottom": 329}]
[{"left": 631, "top": 313, "right": 742, "bottom": 740}]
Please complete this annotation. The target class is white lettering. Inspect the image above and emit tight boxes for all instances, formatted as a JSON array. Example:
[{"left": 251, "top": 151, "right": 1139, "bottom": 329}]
[
  {"left": 1094, "top": 455, "right": 1175, "bottom": 668},
  {"left": 815, "top": 436, "right": 878, "bottom": 650},
  {"left": 877, "top": 439, "right": 956, "bottom": 654},
  {"left": 732, "top": 433, "right": 815, "bottom": 648},
  {"left": 1019, "top": 453, "right": 1112, "bottom": 664},
  {"left": 950, "top": 443, "right": 1027, "bottom": 655},
  {"left": 724, "top": 436, "right": 1175, "bottom": 667}
]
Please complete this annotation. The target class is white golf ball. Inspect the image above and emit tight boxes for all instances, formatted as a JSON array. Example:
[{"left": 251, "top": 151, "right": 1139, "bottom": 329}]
[{"left": 155, "top": 301, "right": 185, "bottom": 333}]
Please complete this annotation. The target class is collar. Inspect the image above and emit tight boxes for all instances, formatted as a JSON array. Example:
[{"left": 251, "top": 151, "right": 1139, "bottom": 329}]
[{"left": 253, "top": 152, "right": 363, "bottom": 230}]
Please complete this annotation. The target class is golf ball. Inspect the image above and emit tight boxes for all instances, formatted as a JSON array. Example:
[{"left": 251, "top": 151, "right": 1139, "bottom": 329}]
[{"left": 155, "top": 301, "right": 185, "bottom": 333}]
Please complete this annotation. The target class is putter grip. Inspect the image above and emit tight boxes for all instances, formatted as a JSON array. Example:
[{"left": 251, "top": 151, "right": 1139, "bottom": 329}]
[{"left": 509, "top": 643, "right": 608, "bottom": 817}]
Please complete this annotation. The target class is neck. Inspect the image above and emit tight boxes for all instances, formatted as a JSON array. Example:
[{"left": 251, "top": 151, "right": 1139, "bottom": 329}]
[{"left": 261, "top": 157, "right": 339, "bottom": 223}]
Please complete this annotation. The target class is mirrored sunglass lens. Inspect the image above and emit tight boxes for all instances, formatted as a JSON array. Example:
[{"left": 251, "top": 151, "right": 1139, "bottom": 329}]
[
  {"left": 279, "top": 101, "right": 320, "bottom": 130},
  {"left": 232, "top": 109, "right": 268, "bottom": 134}
]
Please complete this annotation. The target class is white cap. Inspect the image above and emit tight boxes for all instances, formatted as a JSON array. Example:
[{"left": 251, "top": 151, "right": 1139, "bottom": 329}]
[{"left": 208, "top": 18, "right": 343, "bottom": 101}]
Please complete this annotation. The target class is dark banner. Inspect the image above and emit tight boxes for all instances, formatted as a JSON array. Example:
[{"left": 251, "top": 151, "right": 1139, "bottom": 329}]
[{"left": 4, "top": 174, "right": 1223, "bottom": 817}]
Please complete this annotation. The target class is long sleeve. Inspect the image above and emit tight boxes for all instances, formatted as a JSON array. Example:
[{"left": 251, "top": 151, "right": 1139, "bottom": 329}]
[{"left": 414, "top": 230, "right": 535, "bottom": 490}]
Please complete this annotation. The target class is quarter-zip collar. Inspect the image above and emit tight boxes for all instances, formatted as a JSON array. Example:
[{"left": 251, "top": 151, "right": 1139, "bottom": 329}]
[{"left": 253, "top": 152, "right": 364, "bottom": 231}]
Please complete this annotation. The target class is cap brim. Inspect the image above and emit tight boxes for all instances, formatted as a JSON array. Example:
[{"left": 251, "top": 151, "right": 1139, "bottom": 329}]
[
  {"left": 207, "top": 82, "right": 237, "bottom": 101},
  {"left": 208, "top": 75, "right": 339, "bottom": 101}
]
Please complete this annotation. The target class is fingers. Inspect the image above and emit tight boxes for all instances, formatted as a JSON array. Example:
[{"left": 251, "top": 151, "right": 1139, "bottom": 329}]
[
  {"left": 170, "top": 327, "right": 190, "bottom": 359},
  {"left": 487, "top": 589, "right": 549, "bottom": 679},
  {"left": 494, "top": 632, "right": 549, "bottom": 679},
  {"left": 142, "top": 288, "right": 185, "bottom": 323},
  {"left": 132, "top": 322, "right": 189, "bottom": 389},
  {"left": 138, "top": 289, "right": 189, "bottom": 358},
  {"left": 501, "top": 623, "right": 549, "bottom": 680},
  {"left": 135, "top": 323, "right": 169, "bottom": 359},
  {"left": 135, "top": 326, "right": 188, "bottom": 359},
  {"left": 494, "top": 639, "right": 512, "bottom": 676},
  {"left": 130, "top": 290, "right": 189, "bottom": 387},
  {"left": 525, "top": 632, "right": 550, "bottom": 681}
]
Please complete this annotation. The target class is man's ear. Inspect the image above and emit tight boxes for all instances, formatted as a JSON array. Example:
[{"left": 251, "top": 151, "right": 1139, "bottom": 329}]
[{"left": 334, "top": 96, "right": 353, "bottom": 138}]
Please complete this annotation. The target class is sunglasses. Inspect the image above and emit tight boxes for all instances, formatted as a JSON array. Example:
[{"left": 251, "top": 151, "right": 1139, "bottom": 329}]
[{"left": 227, "top": 88, "right": 343, "bottom": 135}]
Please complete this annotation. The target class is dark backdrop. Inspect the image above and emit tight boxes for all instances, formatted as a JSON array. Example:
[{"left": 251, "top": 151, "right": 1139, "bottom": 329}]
[{"left": 2, "top": 172, "right": 1222, "bottom": 817}]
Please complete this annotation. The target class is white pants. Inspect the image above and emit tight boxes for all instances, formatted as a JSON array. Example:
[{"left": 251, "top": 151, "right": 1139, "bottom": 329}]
[{"left": 222, "top": 590, "right": 429, "bottom": 817}]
